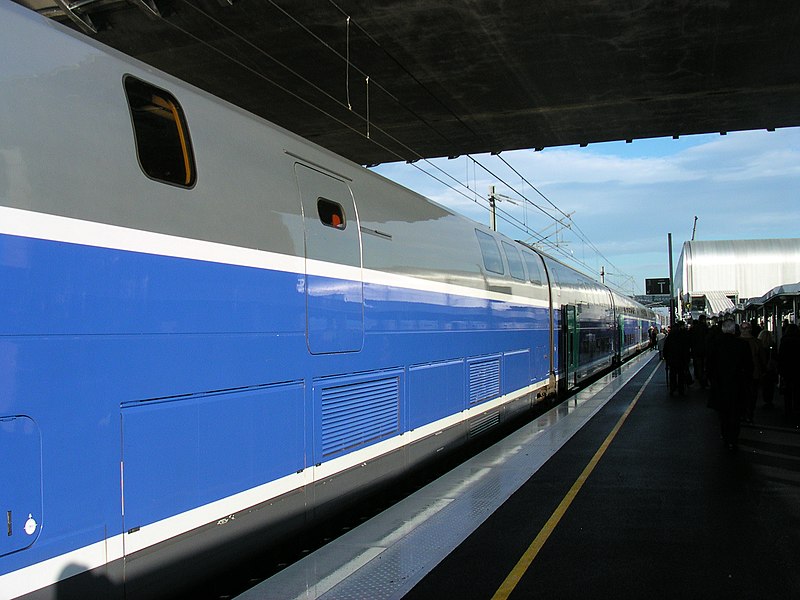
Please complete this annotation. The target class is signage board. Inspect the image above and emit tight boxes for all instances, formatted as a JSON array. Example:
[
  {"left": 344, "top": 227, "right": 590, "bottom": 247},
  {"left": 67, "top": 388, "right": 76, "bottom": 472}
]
[{"left": 645, "top": 277, "right": 671, "bottom": 295}]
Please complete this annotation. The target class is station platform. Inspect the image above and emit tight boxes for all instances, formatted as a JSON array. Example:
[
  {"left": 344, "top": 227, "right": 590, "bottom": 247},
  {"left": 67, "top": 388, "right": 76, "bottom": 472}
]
[{"left": 234, "top": 352, "right": 800, "bottom": 600}]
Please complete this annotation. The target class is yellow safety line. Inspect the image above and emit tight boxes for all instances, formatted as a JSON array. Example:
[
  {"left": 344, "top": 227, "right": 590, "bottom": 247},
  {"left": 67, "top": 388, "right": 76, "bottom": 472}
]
[{"left": 492, "top": 361, "right": 661, "bottom": 600}]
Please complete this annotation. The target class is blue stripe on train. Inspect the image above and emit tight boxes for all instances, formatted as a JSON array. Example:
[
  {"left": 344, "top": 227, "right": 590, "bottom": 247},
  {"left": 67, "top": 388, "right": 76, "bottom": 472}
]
[{"left": 0, "top": 232, "right": 551, "bottom": 571}]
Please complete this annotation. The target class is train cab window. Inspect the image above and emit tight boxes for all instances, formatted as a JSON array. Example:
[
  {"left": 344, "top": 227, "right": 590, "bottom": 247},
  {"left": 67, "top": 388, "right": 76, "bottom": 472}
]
[
  {"left": 475, "top": 229, "right": 504, "bottom": 274},
  {"left": 317, "top": 198, "right": 346, "bottom": 229},
  {"left": 124, "top": 76, "right": 196, "bottom": 187}
]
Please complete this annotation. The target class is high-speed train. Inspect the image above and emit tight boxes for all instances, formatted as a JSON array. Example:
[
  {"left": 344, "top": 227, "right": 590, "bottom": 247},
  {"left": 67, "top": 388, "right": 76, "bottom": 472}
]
[{"left": 0, "top": 3, "right": 656, "bottom": 598}]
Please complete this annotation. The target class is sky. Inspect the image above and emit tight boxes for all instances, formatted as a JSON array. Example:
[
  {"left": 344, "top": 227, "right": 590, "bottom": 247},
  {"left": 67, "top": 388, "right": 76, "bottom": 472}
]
[{"left": 370, "top": 127, "right": 800, "bottom": 297}]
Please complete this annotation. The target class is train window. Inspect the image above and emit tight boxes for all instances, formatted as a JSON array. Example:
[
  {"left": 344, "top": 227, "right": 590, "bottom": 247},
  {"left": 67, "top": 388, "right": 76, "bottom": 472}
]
[
  {"left": 502, "top": 242, "right": 526, "bottom": 281},
  {"left": 317, "top": 198, "right": 346, "bottom": 229},
  {"left": 551, "top": 261, "right": 585, "bottom": 291},
  {"left": 522, "top": 251, "right": 544, "bottom": 285},
  {"left": 475, "top": 230, "right": 504, "bottom": 274},
  {"left": 124, "top": 76, "right": 196, "bottom": 187}
]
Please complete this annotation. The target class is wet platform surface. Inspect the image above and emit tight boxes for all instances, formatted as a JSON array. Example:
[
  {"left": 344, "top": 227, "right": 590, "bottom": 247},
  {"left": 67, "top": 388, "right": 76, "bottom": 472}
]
[{"left": 235, "top": 352, "right": 800, "bottom": 599}]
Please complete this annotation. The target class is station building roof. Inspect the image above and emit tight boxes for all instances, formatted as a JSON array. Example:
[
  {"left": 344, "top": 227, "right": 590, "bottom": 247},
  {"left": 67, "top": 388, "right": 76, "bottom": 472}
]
[
  {"left": 748, "top": 282, "right": 800, "bottom": 307},
  {"left": 10, "top": 1, "right": 800, "bottom": 165},
  {"left": 675, "top": 238, "right": 800, "bottom": 304}
]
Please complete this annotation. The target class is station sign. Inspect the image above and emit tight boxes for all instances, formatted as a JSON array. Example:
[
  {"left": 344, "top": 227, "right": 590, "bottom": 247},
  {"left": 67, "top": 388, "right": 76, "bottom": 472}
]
[{"left": 645, "top": 277, "right": 671, "bottom": 295}]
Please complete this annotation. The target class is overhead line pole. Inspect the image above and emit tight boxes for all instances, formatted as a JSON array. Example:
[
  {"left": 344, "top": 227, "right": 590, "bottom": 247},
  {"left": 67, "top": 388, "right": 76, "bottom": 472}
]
[{"left": 668, "top": 232, "right": 675, "bottom": 328}]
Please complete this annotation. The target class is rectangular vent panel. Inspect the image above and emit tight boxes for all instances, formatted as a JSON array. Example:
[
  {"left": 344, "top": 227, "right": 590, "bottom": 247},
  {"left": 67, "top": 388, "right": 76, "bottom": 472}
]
[
  {"left": 321, "top": 377, "right": 400, "bottom": 457},
  {"left": 469, "top": 358, "right": 501, "bottom": 405},
  {"left": 469, "top": 410, "right": 500, "bottom": 437}
]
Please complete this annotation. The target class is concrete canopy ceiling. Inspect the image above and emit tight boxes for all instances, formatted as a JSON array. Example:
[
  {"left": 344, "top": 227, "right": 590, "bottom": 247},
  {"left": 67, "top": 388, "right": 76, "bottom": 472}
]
[{"left": 15, "top": 0, "right": 800, "bottom": 165}]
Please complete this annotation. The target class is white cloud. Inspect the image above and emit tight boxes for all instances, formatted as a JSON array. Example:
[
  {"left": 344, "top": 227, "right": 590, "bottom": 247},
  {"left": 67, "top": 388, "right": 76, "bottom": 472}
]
[
  {"left": 516, "top": 150, "right": 698, "bottom": 186},
  {"left": 371, "top": 127, "right": 800, "bottom": 294},
  {"left": 673, "top": 129, "right": 800, "bottom": 182}
]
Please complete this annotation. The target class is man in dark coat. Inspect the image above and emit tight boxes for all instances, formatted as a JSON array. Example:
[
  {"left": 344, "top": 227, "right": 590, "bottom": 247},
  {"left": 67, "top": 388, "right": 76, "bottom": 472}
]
[
  {"left": 707, "top": 319, "right": 753, "bottom": 450},
  {"left": 663, "top": 321, "right": 691, "bottom": 396},
  {"left": 778, "top": 323, "right": 800, "bottom": 417},
  {"left": 689, "top": 314, "right": 709, "bottom": 388}
]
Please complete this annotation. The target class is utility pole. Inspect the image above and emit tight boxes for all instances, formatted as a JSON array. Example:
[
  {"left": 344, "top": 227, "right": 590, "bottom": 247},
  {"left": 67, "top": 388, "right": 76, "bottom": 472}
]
[
  {"left": 668, "top": 232, "right": 675, "bottom": 327},
  {"left": 488, "top": 185, "right": 519, "bottom": 231},
  {"left": 489, "top": 186, "right": 497, "bottom": 231}
]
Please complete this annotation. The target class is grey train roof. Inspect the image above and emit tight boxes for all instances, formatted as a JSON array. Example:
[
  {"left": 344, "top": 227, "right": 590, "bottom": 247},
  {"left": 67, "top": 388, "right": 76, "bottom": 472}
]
[{"left": 676, "top": 238, "right": 800, "bottom": 302}]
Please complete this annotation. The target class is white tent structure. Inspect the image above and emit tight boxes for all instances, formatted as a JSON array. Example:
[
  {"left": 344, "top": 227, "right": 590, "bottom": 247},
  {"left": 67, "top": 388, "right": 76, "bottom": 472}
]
[{"left": 675, "top": 238, "right": 800, "bottom": 316}]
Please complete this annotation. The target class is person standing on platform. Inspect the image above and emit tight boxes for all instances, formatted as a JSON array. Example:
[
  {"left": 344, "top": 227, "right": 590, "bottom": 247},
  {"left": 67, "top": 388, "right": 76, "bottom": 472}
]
[
  {"left": 707, "top": 319, "right": 753, "bottom": 451},
  {"left": 778, "top": 323, "right": 800, "bottom": 418},
  {"left": 656, "top": 327, "right": 667, "bottom": 359},
  {"left": 663, "top": 321, "right": 691, "bottom": 396},
  {"left": 690, "top": 314, "right": 709, "bottom": 388},
  {"left": 705, "top": 318, "right": 721, "bottom": 408},
  {"left": 648, "top": 325, "right": 658, "bottom": 351},
  {"left": 739, "top": 322, "right": 762, "bottom": 423},
  {"left": 757, "top": 329, "right": 777, "bottom": 408},
  {"left": 750, "top": 319, "right": 762, "bottom": 339}
]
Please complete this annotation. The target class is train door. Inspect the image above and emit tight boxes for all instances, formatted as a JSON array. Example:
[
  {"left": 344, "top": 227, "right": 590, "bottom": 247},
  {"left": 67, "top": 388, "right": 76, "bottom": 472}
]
[
  {"left": 563, "top": 304, "right": 579, "bottom": 389},
  {"left": 295, "top": 163, "right": 364, "bottom": 354}
]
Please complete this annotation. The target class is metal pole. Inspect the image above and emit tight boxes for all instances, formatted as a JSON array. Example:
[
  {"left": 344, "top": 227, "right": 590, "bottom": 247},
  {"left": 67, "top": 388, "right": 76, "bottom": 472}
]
[
  {"left": 489, "top": 185, "right": 497, "bottom": 231},
  {"left": 668, "top": 233, "right": 675, "bottom": 327}
]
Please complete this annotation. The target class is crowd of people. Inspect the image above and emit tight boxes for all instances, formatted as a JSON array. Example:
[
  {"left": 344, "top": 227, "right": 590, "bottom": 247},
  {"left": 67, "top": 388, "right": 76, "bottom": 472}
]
[{"left": 647, "top": 316, "right": 800, "bottom": 451}]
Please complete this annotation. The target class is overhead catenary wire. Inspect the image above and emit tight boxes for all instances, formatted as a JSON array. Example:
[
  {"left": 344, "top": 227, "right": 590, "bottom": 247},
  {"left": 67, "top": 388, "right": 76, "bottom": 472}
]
[
  {"left": 462, "top": 155, "right": 637, "bottom": 292},
  {"left": 406, "top": 161, "right": 564, "bottom": 255},
  {"left": 174, "top": 0, "right": 451, "bottom": 162},
  {"left": 323, "top": 4, "right": 639, "bottom": 291},
  {"left": 170, "top": 0, "right": 510, "bottom": 206},
  {"left": 167, "top": 2, "right": 386, "bottom": 145},
  {"left": 263, "top": 0, "right": 468, "bottom": 150},
  {"left": 168, "top": 3, "right": 563, "bottom": 252},
  {"left": 164, "top": 1, "right": 481, "bottom": 197},
  {"left": 346, "top": 15, "right": 351, "bottom": 110},
  {"left": 325, "top": 0, "right": 483, "bottom": 141},
  {"left": 494, "top": 153, "right": 635, "bottom": 292},
  {"left": 162, "top": 1, "right": 636, "bottom": 293}
]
